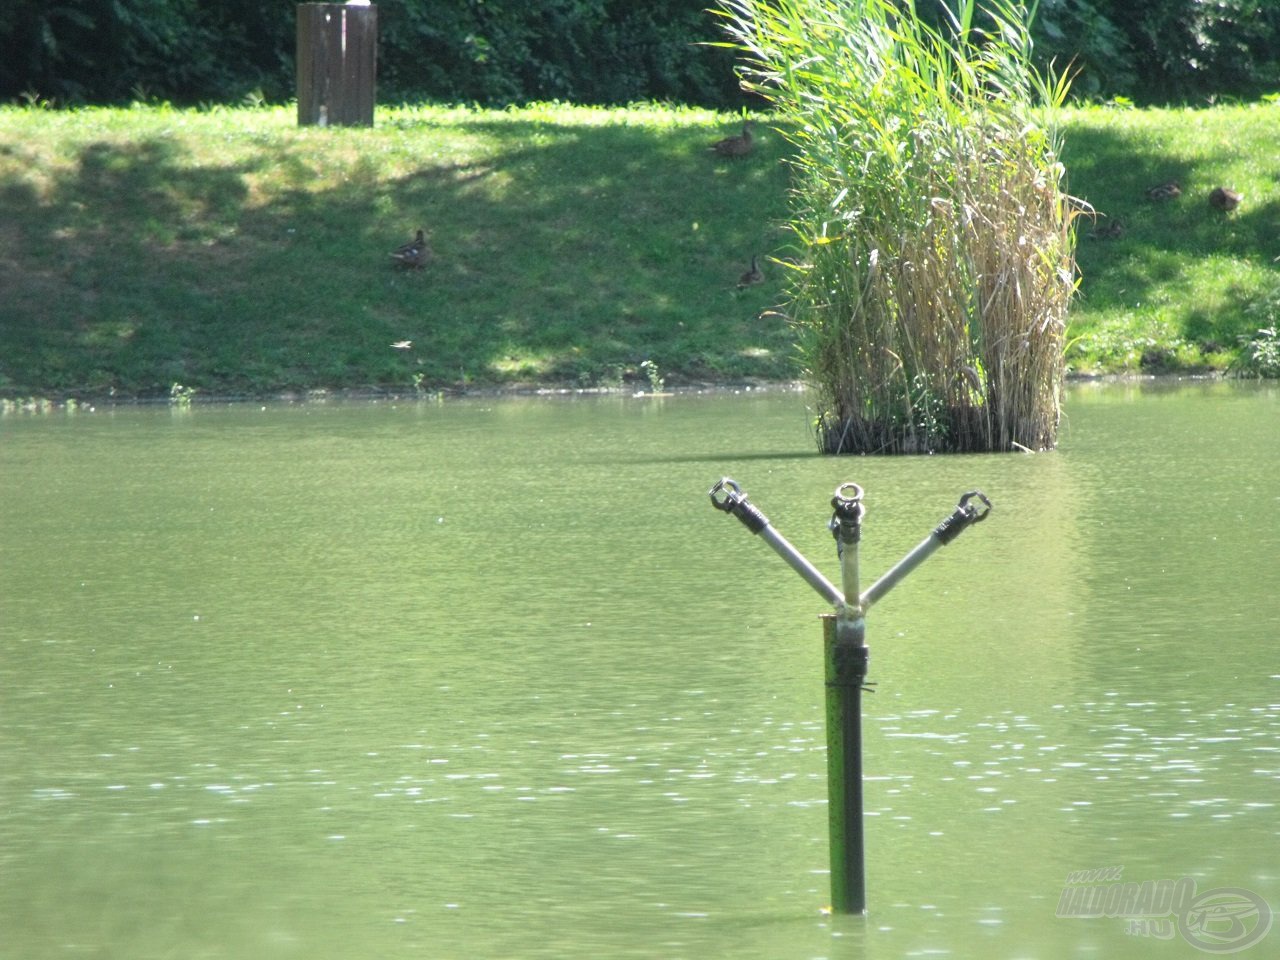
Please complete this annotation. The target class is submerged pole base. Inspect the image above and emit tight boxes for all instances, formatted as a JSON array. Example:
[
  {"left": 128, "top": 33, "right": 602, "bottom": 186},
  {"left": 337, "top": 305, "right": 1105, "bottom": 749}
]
[{"left": 823, "top": 614, "right": 867, "bottom": 914}]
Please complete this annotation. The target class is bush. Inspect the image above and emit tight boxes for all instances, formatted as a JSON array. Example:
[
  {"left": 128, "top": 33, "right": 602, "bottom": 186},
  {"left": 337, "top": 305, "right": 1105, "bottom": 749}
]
[
  {"left": 716, "top": 0, "right": 1075, "bottom": 454},
  {"left": 1029, "top": 0, "right": 1135, "bottom": 98},
  {"left": 1111, "top": 0, "right": 1280, "bottom": 102}
]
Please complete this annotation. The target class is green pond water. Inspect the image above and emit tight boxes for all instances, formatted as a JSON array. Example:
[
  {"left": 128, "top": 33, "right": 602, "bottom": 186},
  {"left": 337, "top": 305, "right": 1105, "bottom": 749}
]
[{"left": 1, "top": 381, "right": 1277, "bottom": 959}]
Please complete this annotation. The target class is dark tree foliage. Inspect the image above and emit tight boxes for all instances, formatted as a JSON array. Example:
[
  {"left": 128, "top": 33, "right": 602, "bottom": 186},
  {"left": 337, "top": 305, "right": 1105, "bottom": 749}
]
[
  {"left": 1, "top": 0, "right": 1277, "bottom": 107},
  {"left": 1104, "top": 0, "right": 1280, "bottom": 102},
  {"left": 375, "top": 0, "right": 740, "bottom": 105},
  {"left": 0, "top": 1, "right": 295, "bottom": 103},
  {"left": 0, "top": 0, "right": 739, "bottom": 106},
  {"left": 1017, "top": 0, "right": 1136, "bottom": 96},
  {"left": 892, "top": 0, "right": 1280, "bottom": 102}
]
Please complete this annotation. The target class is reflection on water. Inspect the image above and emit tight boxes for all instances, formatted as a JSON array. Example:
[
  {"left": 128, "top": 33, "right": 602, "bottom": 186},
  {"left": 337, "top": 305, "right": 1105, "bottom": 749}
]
[{"left": 2, "top": 381, "right": 1277, "bottom": 959}]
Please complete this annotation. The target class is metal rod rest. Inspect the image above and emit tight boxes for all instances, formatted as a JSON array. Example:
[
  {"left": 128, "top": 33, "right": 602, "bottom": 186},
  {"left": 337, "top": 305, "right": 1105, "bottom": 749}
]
[
  {"left": 759, "top": 525, "right": 846, "bottom": 608},
  {"left": 859, "top": 531, "right": 941, "bottom": 609},
  {"left": 859, "top": 491, "right": 991, "bottom": 609},
  {"left": 708, "top": 477, "right": 845, "bottom": 607},
  {"left": 708, "top": 478, "right": 991, "bottom": 917},
  {"left": 830, "top": 482, "right": 865, "bottom": 615}
]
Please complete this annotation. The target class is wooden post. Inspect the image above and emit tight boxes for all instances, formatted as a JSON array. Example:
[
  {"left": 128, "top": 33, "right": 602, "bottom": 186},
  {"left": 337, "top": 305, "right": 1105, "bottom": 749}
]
[{"left": 297, "top": 3, "right": 377, "bottom": 127}]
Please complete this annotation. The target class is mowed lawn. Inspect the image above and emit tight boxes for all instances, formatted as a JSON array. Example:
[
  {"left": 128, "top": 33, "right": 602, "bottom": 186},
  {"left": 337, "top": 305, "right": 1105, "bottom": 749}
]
[{"left": 1, "top": 99, "right": 1276, "bottom": 398}]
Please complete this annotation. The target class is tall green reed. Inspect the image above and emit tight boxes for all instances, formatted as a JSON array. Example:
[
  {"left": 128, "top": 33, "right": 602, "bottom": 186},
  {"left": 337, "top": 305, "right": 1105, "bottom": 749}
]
[{"left": 713, "top": 0, "right": 1077, "bottom": 452}]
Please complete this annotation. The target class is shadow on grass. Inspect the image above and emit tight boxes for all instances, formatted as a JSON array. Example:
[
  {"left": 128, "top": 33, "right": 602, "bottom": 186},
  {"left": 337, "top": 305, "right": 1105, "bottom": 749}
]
[
  {"left": 0, "top": 114, "right": 797, "bottom": 397},
  {"left": 6, "top": 107, "right": 1274, "bottom": 396}
]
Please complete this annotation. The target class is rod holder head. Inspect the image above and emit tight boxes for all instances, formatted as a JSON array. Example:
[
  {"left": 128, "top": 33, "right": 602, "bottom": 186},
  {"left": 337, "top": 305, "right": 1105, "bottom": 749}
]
[
  {"left": 709, "top": 477, "right": 770, "bottom": 534},
  {"left": 934, "top": 489, "right": 992, "bottom": 544},
  {"left": 829, "top": 481, "right": 865, "bottom": 545}
]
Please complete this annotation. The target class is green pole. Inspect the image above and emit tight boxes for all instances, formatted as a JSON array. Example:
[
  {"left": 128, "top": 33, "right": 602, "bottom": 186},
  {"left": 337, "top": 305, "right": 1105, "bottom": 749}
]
[
  {"left": 823, "top": 612, "right": 868, "bottom": 914},
  {"left": 710, "top": 479, "right": 990, "bottom": 917}
]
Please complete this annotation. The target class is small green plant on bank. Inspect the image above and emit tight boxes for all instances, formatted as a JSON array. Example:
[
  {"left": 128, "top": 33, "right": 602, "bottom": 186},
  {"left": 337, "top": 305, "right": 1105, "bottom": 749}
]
[
  {"left": 590, "top": 365, "right": 627, "bottom": 392},
  {"left": 169, "top": 382, "right": 195, "bottom": 406},
  {"left": 1227, "top": 278, "right": 1280, "bottom": 377},
  {"left": 639, "top": 359, "right": 665, "bottom": 393},
  {"left": 1235, "top": 327, "right": 1280, "bottom": 377},
  {"left": 1, "top": 397, "right": 55, "bottom": 414}
]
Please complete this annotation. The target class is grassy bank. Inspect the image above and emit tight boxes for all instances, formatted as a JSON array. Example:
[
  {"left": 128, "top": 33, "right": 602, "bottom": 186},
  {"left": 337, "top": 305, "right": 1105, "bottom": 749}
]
[
  {"left": 1, "top": 99, "right": 1277, "bottom": 400},
  {"left": 1064, "top": 101, "right": 1280, "bottom": 375}
]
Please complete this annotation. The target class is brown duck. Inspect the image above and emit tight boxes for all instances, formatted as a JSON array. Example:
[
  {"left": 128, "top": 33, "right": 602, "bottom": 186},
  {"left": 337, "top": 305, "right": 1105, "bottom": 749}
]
[
  {"left": 1146, "top": 181, "right": 1181, "bottom": 201},
  {"left": 737, "top": 254, "right": 765, "bottom": 288},
  {"left": 710, "top": 121, "right": 755, "bottom": 158},
  {"left": 1209, "top": 187, "right": 1242, "bottom": 211},
  {"left": 390, "top": 229, "right": 432, "bottom": 269},
  {"left": 1089, "top": 218, "right": 1125, "bottom": 240}
]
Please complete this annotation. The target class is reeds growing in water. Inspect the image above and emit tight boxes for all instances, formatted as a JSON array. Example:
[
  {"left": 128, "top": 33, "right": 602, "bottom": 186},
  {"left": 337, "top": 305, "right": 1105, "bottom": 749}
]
[{"left": 713, "top": 0, "right": 1078, "bottom": 453}]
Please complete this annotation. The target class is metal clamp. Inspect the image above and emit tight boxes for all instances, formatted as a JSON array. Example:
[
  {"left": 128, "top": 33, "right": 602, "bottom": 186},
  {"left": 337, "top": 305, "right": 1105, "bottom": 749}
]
[
  {"left": 934, "top": 489, "right": 992, "bottom": 545},
  {"left": 709, "top": 477, "right": 769, "bottom": 534},
  {"left": 708, "top": 476, "right": 740, "bottom": 508},
  {"left": 829, "top": 482, "right": 865, "bottom": 545},
  {"left": 827, "top": 640, "right": 871, "bottom": 689}
]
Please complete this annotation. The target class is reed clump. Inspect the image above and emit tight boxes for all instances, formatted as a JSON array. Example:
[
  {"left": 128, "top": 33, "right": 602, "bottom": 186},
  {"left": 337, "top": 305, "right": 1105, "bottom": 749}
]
[{"left": 714, "top": 0, "right": 1078, "bottom": 453}]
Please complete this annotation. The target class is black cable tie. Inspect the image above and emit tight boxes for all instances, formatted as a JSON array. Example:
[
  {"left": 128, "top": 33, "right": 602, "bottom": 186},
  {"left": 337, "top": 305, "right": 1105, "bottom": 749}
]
[{"left": 827, "top": 641, "right": 869, "bottom": 688}]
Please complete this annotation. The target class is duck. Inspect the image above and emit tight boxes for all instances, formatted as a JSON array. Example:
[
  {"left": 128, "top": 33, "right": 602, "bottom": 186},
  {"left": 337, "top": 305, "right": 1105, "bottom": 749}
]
[
  {"left": 1146, "top": 181, "right": 1181, "bottom": 201},
  {"left": 1089, "top": 218, "right": 1125, "bottom": 240},
  {"left": 737, "top": 254, "right": 765, "bottom": 288},
  {"left": 1209, "top": 186, "right": 1242, "bottom": 211},
  {"left": 710, "top": 120, "right": 755, "bottom": 158},
  {"left": 390, "top": 229, "right": 431, "bottom": 269}
]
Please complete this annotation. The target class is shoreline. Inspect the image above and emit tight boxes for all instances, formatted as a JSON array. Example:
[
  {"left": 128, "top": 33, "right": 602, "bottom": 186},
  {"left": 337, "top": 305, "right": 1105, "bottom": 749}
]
[{"left": 0, "top": 371, "right": 1240, "bottom": 414}]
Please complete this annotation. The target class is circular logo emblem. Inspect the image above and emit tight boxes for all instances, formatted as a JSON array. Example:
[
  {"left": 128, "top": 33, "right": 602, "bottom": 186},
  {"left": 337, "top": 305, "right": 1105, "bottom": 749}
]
[{"left": 1178, "top": 887, "right": 1273, "bottom": 953}]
